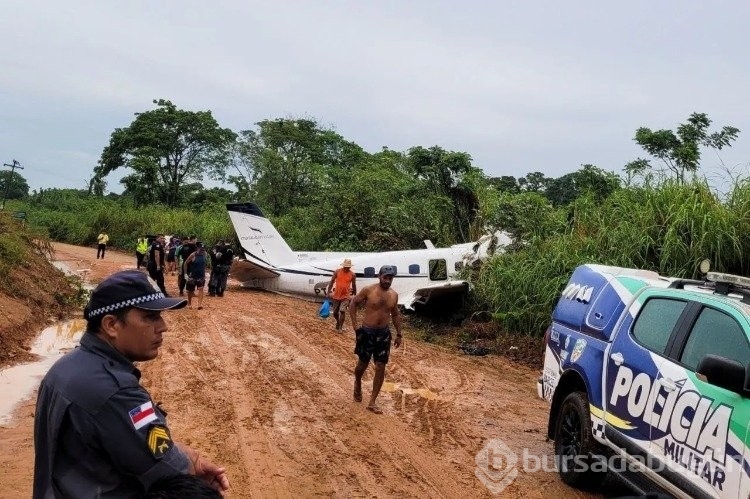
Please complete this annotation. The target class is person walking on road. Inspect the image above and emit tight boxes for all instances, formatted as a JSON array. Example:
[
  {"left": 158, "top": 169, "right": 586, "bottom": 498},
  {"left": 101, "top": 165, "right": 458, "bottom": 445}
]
[
  {"left": 349, "top": 265, "right": 402, "bottom": 414},
  {"left": 184, "top": 243, "right": 208, "bottom": 309},
  {"left": 33, "top": 270, "right": 229, "bottom": 497},
  {"left": 136, "top": 236, "right": 148, "bottom": 270},
  {"left": 96, "top": 231, "right": 109, "bottom": 259},
  {"left": 326, "top": 258, "right": 357, "bottom": 331},
  {"left": 147, "top": 234, "right": 168, "bottom": 296},
  {"left": 176, "top": 236, "right": 197, "bottom": 297},
  {"left": 209, "top": 240, "right": 234, "bottom": 297}
]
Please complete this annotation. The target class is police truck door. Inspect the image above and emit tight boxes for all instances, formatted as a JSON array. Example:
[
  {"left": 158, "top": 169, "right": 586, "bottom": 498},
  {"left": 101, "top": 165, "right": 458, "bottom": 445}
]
[
  {"left": 654, "top": 300, "right": 750, "bottom": 498},
  {"left": 604, "top": 291, "right": 690, "bottom": 461}
]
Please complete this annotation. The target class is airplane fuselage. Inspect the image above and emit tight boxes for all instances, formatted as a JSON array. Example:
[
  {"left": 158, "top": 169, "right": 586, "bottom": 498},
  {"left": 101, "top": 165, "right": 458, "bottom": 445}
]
[
  {"left": 226, "top": 202, "right": 503, "bottom": 309},
  {"left": 232, "top": 246, "right": 473, "bottom": 307}
]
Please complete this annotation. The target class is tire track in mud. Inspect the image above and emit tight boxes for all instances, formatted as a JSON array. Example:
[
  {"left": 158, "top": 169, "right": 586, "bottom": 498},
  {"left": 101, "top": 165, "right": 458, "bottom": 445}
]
[
  {"left": 255, "top": 309, "right": 488, "bottom": 497},
  {"left": 195, "top": 311, "right": 292, "bottom": 498},
  {"left": 0, "top": 244, "right": 616, "bottom": 498},
  {"left": 219, "top": 314, "right": 394, "bottom": 497}
]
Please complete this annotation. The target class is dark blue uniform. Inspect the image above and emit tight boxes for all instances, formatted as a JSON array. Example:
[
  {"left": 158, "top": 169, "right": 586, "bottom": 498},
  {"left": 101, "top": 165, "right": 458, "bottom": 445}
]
[
  {"left": 33, "top": 333, "right": 189, "bottom": 498},
  {"left": 209, "top": 245, "right": 234, "bottom": 297}
]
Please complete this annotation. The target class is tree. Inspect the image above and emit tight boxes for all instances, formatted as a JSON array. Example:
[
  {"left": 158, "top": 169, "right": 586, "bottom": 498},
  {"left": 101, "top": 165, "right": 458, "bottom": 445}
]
[
  {"left": 487, "top": 191, "right": 561, "bottom": 248},
  {"left": 406, "top": 146, "right": 483, "bottom": 242},
  {"left": 518, "top": 171, "right": 549, "bottom": 193},
  {"left": 0, "top": 170, "right": 29, "bottom": 200},
  {"left": 545, "top": 164, "right": 621, "bottom": 207},
  {"left": 625, "top": 112, "right": 739, "bottom": 183},
  {"left": 489, "top": 175, "right": 520, "bottom": 194},
  {"left": 235, "top": 118, "right": 366, "bottom": 216},
  {"left": 94, "top": 99, "right": 236, "bottom": 207}
]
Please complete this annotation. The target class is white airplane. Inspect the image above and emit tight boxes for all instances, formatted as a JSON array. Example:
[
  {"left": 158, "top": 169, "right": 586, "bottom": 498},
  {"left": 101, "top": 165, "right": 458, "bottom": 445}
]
[{"left": 226, "top": 202, "right": 510, "bottom": 309}]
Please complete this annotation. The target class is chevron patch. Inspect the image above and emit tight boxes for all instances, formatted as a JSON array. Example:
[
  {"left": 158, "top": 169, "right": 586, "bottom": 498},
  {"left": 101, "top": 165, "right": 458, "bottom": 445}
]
[{"left": 147, "top": 425, "right": 173, "bottom": 459}]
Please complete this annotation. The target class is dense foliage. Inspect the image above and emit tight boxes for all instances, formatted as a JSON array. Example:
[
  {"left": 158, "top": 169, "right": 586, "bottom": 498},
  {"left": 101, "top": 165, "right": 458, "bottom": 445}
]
[
  {"left": 94, "top": 99, "right": 236, "bottom": 207},
  {"left": 0, "top": 170, "right": 29, "bottom": 201},
  {"left": 9, "top": 105, "right": 747, "bottom": 342}
]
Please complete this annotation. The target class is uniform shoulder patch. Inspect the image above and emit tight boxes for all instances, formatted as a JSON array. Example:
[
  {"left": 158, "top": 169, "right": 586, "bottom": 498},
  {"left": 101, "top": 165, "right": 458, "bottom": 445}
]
[{"left": 147, "top": 425, "right": 173, "bottom": 459}]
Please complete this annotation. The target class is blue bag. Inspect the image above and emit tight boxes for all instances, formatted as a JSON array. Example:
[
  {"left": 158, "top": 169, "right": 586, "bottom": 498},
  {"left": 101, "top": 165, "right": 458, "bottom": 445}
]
[{"left": 318, "top": 298, "right": 331, "bottom": 318}]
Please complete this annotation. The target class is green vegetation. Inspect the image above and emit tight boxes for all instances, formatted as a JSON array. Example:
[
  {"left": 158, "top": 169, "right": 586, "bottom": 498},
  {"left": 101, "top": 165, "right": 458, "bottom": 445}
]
[
  {"left": 15, "top": 189, "right": 236, "bottom": 249},
  {"left": 6, "top": 104, "right": 748, "bottom": 343},
  {"left": 93, "top": 99, "right": 236, "bottom": 207},
  {"left": 0, "top": 209, "right": 86, "bottom": 309}
]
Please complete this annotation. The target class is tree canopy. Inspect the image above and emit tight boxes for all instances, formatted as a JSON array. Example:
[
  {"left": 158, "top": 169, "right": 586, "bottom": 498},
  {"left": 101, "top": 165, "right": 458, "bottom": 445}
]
[
  {"left": 545, "top": 164, "right": 621, "bottom": 207},
  {"left": 232, "top": 118, "right": 366, "bottom": 216},
  {"left": 0, "top": 170, "right": 29, "bottom": 200},
  {"left": 625, "top": 112, "right": 740, "bottom": 183},
  {"left": 94, "top": 99, "right": 236, "bottom": 206}
]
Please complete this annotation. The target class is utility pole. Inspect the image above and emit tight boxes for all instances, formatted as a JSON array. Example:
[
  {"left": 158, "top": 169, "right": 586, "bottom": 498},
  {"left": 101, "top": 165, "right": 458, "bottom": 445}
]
[{"left": 1, "top": 159, "right": 23, "bottom": 210}]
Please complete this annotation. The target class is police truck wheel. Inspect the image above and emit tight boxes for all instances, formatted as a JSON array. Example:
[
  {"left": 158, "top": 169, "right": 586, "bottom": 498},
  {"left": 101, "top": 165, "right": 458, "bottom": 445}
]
[{"left": 554, "top": 391, "right": 606, "bottom": 487}]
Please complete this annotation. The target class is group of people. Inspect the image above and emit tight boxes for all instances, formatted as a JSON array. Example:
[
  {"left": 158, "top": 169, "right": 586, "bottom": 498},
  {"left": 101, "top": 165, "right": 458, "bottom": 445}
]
[
  {"left": 36, "top": 250, "right": 401, "bottom": 495},
  {"left": 135, "top": 235, "right": 234, "bottom": 309}
]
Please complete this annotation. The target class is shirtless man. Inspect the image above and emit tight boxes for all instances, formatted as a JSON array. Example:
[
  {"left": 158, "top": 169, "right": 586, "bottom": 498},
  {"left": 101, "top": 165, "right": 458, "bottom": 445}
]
[{"left": 349, "top": 265, "right": 402, "bottom": 414}]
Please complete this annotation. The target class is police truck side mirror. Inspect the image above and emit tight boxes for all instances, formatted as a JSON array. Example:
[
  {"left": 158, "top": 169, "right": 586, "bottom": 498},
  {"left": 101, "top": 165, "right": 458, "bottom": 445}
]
[{"left": 696, "top": 354, "right": 746, "bottom": 396}]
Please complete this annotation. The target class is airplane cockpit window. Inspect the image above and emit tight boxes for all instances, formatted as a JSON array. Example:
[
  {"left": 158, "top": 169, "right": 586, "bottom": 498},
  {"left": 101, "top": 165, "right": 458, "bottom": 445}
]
[
  {"left": 409, "top": 264, "right": 420, "bottom": 274},
  {"left": 364, "top": 267, "right": 376, "bottom": 277},
  {"left": 429, "top": 259, "right": 447, "bottom": 281}
]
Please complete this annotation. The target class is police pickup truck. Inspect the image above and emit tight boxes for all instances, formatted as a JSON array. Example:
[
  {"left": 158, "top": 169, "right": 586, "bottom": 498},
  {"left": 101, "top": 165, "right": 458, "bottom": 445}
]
[{"left": 538, "top": 263, "right": 750, "bottom": 498}]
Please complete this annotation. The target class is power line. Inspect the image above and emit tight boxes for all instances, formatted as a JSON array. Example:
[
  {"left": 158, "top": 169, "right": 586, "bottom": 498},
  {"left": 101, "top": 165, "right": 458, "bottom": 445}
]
[{"left": 1, "top": 159, "right": 24, "bottom": 210}]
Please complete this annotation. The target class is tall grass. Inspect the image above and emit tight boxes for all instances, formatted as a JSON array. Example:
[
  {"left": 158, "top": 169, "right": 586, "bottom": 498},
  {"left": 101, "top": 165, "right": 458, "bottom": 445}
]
[
  {"left": 13, "top": 180, "right": 750, "bottom": 340},
  {"left": 16, "top": 196, "right": 236, "bottom": 250},
  {"left": 472, "top": 180, "right": 750, "bottom": 337}
]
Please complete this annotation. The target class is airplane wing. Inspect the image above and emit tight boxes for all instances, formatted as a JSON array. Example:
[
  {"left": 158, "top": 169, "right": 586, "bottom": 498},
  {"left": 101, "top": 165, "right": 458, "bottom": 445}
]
[
  {"left": 230, "top": 259, "right": 280, "bottom": 281},
  {"left": 407, "top": 280, "right": 470, "bottom": 308}
]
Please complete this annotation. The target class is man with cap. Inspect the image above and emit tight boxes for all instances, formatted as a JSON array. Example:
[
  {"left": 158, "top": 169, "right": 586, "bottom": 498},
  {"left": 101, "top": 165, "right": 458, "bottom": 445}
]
[
  {"left": 349, "top": 265, "right": 402, "bottom": 414},
  {"left": 326, "top": 258, "right": 357, "bottom": 331},
  {"left": 33, "top": 270, "right": 230, "bottom": 497}
]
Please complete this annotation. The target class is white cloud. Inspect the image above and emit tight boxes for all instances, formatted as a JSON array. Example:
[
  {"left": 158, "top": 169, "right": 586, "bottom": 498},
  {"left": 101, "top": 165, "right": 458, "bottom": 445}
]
[{"left": 0, "top": 0, "right": 748, "bottom": 191}]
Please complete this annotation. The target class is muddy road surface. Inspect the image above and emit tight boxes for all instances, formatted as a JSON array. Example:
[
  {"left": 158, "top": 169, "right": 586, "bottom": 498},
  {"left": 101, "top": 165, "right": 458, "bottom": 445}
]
[{"left": 0, "top": 244, "right": 627, "bottom": 498}]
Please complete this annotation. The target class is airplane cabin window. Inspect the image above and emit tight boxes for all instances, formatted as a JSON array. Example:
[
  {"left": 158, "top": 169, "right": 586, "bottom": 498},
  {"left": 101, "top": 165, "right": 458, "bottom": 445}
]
[
  {"left": 409, "top": 264, "right": 420, "bottom": 274},
  {"left": 364, "top": 267, "right": 376, "bottom": 277},
  {"left": 429, "top": 259, "right": 447, "bottom": 281}
]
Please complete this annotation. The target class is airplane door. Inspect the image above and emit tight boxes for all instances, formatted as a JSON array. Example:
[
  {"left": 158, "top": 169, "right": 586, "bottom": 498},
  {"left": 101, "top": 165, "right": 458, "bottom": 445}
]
[
  {"left": 604, "top": 294, "right": 689, "bottom": 459},
  {"left": 428, "top": 259, "right": 447, "bottom": 281}
]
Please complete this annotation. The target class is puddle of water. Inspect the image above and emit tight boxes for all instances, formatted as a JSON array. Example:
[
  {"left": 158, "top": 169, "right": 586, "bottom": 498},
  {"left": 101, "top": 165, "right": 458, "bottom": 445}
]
[
  {"left": 0, "top": 319, "right": 86, "bottom": 426},
  {"left": 382, "top": 382, "right": 439, "bottom": 400},
  {"left": 51, "top": 261, "right": 95, "bottom": 290}
]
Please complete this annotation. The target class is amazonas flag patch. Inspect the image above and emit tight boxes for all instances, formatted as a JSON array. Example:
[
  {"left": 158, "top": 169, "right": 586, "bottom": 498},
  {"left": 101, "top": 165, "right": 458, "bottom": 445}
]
[{"left": 129, "top": 401, "right": 158, "bottom": 430}]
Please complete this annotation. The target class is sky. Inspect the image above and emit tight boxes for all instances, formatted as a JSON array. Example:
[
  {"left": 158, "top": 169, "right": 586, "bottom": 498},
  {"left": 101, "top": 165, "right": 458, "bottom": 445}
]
[{"left": 1, "top": 0, "right": 749, "bottom": 194}]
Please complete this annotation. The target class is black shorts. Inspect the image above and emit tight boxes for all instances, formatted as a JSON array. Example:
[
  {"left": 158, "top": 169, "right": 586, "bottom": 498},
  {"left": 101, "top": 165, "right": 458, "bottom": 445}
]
[
  {"left": 355, "top": 326, "right": 392, "bottom": 364},
  {"left": 186, "top": 278, "right": 205, "bottom": 292}
]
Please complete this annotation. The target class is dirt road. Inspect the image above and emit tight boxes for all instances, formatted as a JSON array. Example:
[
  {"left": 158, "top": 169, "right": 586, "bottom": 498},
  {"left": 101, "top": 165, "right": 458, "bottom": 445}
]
[{"left": 0, "top": 244, "right": 621, "bottom": 498}]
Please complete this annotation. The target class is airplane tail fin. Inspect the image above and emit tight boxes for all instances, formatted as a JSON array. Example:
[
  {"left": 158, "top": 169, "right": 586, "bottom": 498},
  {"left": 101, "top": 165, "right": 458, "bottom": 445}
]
[{"left": 226, "top": 202, "right": 297, "bottom": 268}]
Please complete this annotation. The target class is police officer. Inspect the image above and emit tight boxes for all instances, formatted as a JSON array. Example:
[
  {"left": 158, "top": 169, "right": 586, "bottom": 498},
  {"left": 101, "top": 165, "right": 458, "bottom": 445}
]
[
  {"left": 147, "top": 234, "right": 168, "bottom": 295},
  {"left": 33, "top": 270, "right": 230, "bottom": 497},
  {"left": 208, "top": 240, "right": 234, "bottom": 297}
]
